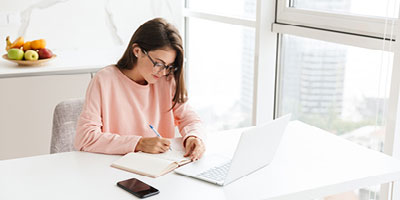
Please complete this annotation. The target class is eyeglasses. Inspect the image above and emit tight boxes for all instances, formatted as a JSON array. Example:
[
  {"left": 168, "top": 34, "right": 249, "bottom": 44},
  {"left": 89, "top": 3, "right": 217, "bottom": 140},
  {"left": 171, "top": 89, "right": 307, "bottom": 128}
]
[{"left": 142, "top": 49, "right": 178, "bottom": 75}]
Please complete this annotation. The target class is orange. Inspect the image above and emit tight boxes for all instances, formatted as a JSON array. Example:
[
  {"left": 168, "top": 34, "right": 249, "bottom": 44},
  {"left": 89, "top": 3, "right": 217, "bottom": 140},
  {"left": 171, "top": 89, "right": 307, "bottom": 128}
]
[
  {"left": 23, "top": 41, "right": 32, "bottom": 51},
  {"left": 31, "top": 39, "right": 46, "bottom": 50}
]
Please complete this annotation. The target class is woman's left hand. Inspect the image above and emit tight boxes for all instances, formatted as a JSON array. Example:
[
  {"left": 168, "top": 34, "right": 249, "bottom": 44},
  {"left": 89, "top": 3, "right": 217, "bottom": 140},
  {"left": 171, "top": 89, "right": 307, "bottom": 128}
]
[{"left": 184, "top": 136, "right": 205, "bottom": 161}]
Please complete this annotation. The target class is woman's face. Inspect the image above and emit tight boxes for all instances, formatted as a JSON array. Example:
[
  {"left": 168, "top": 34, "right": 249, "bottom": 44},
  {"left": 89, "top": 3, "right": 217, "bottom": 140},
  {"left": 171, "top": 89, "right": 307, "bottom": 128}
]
[{"left": 134, "top": 47, "right": 176, "bottom": 84}]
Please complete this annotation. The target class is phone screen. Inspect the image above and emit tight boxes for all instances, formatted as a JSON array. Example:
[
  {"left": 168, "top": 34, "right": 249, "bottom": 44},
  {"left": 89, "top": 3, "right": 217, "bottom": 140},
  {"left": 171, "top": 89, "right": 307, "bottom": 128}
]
[{"left": 117, "top": 178, "right": 159, "bottom": 198}]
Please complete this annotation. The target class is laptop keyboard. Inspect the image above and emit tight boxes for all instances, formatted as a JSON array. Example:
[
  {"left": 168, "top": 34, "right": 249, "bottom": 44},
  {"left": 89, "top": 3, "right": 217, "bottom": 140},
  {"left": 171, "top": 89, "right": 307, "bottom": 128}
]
[{"left": 197, "top": 161, "right": 232, "bottom": 182}]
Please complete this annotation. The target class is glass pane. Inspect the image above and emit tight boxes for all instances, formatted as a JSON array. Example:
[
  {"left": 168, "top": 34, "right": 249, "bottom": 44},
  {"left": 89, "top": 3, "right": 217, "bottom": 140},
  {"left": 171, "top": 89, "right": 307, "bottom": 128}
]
[
  {"left": 186, "top": 17, "right": 255, "bottom": 131},
  {"left": 292, "top": 0, "right": 399, "bottom": 18},
  {"left": 278, "top": 34, "right": 392, "bottom": 151},
  {"left": 278, "top": 34, "right": 393, "bottom": 200},
  {"left": 187, "top": 0, "right": 257, "bottom": 19}
]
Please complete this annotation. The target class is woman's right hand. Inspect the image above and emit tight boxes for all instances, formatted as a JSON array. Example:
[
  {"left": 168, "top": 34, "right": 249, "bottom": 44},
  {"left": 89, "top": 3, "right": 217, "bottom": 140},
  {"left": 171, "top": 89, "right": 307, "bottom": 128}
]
[{"left": 135, "top": 137, "right": 171, "bottom": 153}]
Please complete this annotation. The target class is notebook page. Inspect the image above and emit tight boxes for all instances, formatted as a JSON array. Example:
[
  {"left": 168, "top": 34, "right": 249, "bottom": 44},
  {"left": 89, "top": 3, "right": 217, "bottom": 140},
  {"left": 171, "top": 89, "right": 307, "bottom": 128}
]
[
  {"left": 111, "top": 152, "right": 173, "bottom": 177},
  {"left": 138, "top": 138, "right": 188, "bottom": 162}
]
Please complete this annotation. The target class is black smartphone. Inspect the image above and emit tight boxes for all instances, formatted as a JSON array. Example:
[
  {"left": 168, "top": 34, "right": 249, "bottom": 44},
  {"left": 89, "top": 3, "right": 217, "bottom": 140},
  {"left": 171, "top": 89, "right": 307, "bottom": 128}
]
[{"left": 117, "top": 178, "right": 160, "bottom": 198}]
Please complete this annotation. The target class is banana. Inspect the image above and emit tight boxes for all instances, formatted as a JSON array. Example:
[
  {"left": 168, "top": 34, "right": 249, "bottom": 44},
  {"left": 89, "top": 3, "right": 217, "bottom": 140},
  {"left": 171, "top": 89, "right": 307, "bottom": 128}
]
[
  {"left": 10, "top": 36, "right": 24, "bottom": 49},
  {"left": 5, "top": 36, "right": 12, "bottom": 51},
  {"left": 5, "top": 36, "right": 24, "bottom": 51}
]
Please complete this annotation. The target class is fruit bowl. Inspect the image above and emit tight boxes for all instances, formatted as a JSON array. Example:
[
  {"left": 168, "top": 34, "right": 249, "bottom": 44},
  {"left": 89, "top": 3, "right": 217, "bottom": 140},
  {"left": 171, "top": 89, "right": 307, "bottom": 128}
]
[{"left": 2, "top": 54, "right": 56, "bottom": 66}]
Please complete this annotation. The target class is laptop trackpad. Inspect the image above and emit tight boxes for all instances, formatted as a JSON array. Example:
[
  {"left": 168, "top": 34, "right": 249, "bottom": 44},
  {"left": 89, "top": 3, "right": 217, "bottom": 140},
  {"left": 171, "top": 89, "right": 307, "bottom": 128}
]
[{"left": 175, "top": 154, "right": 231, "bottom": 176}]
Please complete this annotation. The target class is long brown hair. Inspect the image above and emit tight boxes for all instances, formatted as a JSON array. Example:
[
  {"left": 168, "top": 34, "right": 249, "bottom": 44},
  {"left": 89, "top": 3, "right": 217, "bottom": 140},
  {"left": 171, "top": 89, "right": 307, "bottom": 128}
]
[{"left": 117, "top": 18, "right": 187, "bottom": 109}]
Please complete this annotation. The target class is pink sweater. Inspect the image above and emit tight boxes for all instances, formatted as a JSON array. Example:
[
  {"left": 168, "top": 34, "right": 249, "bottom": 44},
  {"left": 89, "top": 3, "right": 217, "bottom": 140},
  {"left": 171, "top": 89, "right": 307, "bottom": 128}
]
[{"left": 74, "top": 65, "right": 204, "bottom": 155}]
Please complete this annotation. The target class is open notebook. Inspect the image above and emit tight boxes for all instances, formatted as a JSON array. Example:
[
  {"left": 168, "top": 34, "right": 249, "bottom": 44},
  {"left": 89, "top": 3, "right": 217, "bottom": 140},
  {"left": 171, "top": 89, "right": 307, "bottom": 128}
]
[{"left": 111, "top": 138, "right": 191, "bottom": 178}]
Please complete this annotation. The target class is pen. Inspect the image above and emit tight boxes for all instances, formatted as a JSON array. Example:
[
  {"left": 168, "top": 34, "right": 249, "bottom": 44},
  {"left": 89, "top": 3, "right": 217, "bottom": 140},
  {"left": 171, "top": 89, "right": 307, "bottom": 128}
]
[{"left": 149, "top": 124, "right": 172, "bottom": 150}]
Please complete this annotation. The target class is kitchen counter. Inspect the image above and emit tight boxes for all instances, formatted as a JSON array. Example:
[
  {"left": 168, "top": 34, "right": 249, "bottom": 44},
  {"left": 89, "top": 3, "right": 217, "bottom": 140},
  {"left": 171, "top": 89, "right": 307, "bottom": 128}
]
[{"left": 0, "top": 47, "right": 125, "bottom": 78}]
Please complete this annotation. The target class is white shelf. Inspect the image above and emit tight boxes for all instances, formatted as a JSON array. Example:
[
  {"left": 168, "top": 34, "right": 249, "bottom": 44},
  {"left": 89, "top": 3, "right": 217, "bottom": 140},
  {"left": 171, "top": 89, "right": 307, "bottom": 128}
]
[{"left": 0, "top": 46, "right": 125, "bottom": 78}]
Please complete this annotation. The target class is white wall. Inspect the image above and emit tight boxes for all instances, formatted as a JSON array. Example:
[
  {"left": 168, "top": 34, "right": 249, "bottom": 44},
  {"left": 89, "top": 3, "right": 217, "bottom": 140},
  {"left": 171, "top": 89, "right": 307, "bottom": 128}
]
[
  {"left": 0, "top": 0, "right": 184, "bottom": 52},
  {"left": 0, "top": 0, "right": 184, "bottom": 159}
]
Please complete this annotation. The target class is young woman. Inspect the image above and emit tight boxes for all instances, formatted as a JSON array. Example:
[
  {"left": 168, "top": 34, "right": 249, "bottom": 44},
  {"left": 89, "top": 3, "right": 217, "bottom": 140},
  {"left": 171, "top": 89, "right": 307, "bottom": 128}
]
[{"left": 74, "top": 18, "right": 205, "bottom": 161}]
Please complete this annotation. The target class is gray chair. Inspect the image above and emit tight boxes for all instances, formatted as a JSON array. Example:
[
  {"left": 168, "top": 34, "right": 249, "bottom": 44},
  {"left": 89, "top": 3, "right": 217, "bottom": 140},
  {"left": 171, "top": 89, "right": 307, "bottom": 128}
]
[{"left": 50, "top": 98, "right": 84, "bottom": 153}]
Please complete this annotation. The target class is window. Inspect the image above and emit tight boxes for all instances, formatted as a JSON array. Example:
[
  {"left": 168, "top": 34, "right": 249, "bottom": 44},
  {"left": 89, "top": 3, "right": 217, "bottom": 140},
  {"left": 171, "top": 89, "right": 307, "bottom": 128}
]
[
  {"left": 186, "top": 17, "right": 255, "bottom": 130},
  {"left": 278, "top": 34, "right": 392, "bottom": 152},
  {"left": 277, "top": 0, "right": 398, "bottom": 38},
  {"left": 292, "top": 0, "right": 399, "bottom": 18},
  {"left": 184, "top": 0, "right": 258, "bottom": 131},
  {"left": 275, "top": 0, "right": 399, "bottom": 199},
  {"left": 187, "top": 0, "right": 257, "bottom": 19},
  {"left": 185, "top": 0, "right": 400, "bottom": 198}
]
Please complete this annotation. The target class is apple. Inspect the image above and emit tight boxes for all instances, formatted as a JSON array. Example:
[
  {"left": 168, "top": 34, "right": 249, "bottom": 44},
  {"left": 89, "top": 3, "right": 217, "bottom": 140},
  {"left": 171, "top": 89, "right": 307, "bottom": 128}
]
[
  {"left": 7, "top": 48, "right": 24, "bottom": 60},
  {"left": 24, "top": 50, "right": 39, "bottom": 61},
  {"left": 38, "top": 48, "right": 53, "bottom": 59}
]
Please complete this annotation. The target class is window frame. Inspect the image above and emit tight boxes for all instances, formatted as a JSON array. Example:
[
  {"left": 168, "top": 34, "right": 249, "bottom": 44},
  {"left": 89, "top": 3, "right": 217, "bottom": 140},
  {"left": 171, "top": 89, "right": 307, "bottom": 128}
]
[{"left": 276, "top": 0, "right": 399, "bottom": 39}]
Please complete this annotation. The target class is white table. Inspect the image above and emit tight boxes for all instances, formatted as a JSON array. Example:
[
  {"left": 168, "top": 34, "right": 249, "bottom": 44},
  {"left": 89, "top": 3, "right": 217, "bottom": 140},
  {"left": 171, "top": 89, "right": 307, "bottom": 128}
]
[{"left": 1, "top": 121, "right": 400, "bottom": 200}]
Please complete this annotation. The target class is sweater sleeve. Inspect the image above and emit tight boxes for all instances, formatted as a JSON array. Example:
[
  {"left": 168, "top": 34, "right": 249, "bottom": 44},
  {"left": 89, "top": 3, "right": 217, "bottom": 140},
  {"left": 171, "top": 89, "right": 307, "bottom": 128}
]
[
  {"left": 74, "top": 75, "right": 141, "bottom": 155},
  {"left": 173, "top": 101, "right": 206, "bottom": 145},
  {"left": 171, "top": 79, "right": 206, "bottom": 145}
]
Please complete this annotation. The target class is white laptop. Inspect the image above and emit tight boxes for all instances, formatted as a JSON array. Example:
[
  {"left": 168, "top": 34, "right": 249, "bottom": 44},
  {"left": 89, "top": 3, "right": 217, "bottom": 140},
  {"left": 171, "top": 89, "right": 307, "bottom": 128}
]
[{"left": 174, "top": 114, "right": 291, "bottom": 186}]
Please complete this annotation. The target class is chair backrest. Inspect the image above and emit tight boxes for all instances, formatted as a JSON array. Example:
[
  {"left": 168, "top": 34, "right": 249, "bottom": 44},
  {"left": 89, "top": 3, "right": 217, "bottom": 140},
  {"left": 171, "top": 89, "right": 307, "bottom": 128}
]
[{"left": 50, "top": 98, "right": 84, "bottom": 154}]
